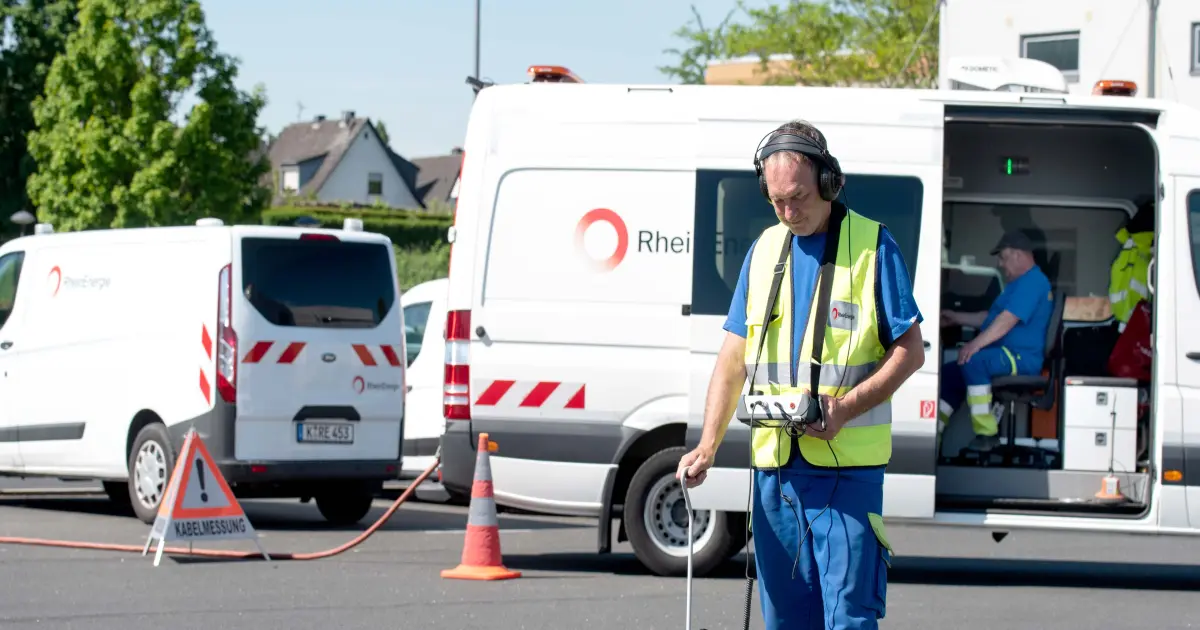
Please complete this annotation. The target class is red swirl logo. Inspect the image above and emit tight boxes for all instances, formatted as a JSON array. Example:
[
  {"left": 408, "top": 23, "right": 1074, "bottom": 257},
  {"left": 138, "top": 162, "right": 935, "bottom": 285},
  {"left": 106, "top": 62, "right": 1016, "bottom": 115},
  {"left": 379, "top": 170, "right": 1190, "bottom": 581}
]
[
  {"left": 47, "top": 266, "right": 62, "bottom": 297},
  {"left": 575, "top": 208, "right": 629, "bottom": 271},
  {"left": 352, "top": 376, "right": 365, "bottom": 394}
]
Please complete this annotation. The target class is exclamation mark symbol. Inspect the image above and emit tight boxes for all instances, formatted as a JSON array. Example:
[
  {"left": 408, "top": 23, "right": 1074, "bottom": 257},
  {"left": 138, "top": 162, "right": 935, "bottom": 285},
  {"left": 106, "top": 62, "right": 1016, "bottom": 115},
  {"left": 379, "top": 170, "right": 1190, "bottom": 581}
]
[{"left": 195, "top": 459, "right": 208, "bottom": 503}]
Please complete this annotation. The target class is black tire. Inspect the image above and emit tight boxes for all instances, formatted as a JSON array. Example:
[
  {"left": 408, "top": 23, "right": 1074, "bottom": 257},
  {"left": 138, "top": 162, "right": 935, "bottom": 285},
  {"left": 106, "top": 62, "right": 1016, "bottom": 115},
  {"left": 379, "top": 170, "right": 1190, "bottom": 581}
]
[
  {"left": 443, "top": 486, "right": 471, "bottom": 506},
  {"left": 103, "top": 481, "right": 132, "bottom": 512},
  {"left": 623, "top": 446, "right": 741, "bottom": 577},
  {"left": 315, "top": 485, "right": 376, "bottom": 526},
  {"left": 127, "top": 423, "right": 175, "bottom": 524}
]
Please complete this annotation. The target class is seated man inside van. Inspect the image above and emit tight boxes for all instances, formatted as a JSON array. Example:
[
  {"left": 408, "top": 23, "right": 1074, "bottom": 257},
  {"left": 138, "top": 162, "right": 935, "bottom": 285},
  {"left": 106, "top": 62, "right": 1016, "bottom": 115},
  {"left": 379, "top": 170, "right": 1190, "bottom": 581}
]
[{"left": 939, "top": 230, "right": 1053, "bottom": 453}]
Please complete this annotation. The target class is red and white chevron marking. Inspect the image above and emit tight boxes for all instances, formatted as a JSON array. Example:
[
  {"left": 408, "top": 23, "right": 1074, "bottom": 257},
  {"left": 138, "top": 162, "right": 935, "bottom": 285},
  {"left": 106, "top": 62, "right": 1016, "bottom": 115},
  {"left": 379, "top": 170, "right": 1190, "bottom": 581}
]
[
  {"left": 474, "top": 380, "right": 586, "bottom": 409},
  {"left": 239, "top": 341, "right": 402, "bottom": 367},
  {"left": 199, "top": 323, "right": 213, "bottom": 405}
]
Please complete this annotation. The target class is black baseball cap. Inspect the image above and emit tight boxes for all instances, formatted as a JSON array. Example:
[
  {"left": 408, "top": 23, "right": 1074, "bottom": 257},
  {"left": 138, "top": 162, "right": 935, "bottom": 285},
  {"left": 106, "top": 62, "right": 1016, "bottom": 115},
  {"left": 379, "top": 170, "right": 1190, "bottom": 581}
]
[{"left": 990, "top": 230, "right": 1036, "bottom": 255}]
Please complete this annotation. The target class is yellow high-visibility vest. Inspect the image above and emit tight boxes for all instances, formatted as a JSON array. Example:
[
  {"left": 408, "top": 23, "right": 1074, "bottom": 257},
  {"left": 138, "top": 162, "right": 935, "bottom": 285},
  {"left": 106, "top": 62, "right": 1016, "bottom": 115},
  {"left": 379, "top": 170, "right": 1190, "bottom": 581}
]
[
  {"left": 743, "top": 211, "right": 891, "bottom": 469},
  {"left": 1108, "top": 227, "right": 1153, "bottom": 328}
]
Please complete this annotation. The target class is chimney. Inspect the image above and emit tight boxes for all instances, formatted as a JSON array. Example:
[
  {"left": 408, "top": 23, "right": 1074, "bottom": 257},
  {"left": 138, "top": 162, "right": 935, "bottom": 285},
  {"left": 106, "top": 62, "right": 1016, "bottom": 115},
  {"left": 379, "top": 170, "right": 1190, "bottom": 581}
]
[
  {"left": 450, "top": 146, "right": 464, "bottom": 155},
  {"left": 340, "top": 110, "right": 355, "bottom": 127}
]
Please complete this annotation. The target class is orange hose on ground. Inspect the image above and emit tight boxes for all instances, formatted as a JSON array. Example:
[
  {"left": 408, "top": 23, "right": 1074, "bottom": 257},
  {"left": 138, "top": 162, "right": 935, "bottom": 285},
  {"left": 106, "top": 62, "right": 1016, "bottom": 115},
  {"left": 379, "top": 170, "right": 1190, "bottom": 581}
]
[{"left": 0, "top": 457, "right": 441, "bottom": 561}]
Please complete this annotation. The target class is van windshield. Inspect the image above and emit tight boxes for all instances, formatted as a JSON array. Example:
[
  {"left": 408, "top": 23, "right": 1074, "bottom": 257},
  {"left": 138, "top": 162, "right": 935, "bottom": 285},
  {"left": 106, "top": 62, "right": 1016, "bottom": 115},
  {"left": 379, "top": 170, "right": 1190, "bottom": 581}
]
[{"left": 240, "top": 237, "right": 396, "bottom": 329}]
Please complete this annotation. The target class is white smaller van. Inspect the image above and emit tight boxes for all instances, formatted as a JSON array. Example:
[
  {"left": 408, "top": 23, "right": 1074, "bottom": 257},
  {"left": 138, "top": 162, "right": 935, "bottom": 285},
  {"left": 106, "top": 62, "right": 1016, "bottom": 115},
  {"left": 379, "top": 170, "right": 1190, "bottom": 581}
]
[
  {"left": 0, "top": 218, "right": 407, "bottom": 525},
  {"left": 399, "top": 277, "right": 450, "bottom": 483}
]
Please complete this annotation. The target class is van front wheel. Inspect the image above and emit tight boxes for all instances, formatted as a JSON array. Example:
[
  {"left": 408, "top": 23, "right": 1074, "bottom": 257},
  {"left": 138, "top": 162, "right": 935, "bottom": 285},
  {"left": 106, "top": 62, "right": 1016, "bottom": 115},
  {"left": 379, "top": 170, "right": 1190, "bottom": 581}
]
[
  {"left": 315, "top": 485, "right": 376, "bottom": 526},
  {"left": 623, "top": 446, "right": 741, "bottom": 577}
]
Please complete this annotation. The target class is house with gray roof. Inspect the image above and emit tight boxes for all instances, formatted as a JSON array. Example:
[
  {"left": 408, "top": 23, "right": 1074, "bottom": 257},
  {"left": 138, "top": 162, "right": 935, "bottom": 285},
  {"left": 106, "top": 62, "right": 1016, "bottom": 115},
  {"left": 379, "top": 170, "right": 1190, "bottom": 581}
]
[
  {"left": 412, "top": 148, "right": 463, "bottom": 207},
  {"left": 267, "top": 111, "right": 424, "bottom": 209}
]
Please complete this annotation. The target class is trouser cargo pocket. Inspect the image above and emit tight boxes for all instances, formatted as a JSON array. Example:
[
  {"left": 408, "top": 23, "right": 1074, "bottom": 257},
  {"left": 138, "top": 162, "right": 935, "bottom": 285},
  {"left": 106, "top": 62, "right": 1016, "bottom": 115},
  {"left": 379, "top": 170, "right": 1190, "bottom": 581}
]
[{"left": 866, "top": 512, "right": 892, "bottom": 619}]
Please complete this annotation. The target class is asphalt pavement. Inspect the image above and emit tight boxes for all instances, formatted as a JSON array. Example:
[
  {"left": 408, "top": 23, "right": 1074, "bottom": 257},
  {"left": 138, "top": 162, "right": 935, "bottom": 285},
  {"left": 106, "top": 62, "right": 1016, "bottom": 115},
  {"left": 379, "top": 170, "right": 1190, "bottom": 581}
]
[{"left": 2, "top": 484, "right": 1200, "bottom": 630}]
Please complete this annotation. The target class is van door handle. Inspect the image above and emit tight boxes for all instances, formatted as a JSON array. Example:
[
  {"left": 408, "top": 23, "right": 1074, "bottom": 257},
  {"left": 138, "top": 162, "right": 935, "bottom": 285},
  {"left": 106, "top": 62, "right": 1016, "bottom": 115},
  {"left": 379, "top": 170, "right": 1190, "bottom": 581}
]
[
  {"left": 923, "top": 341, "right": 931, "bottom": 350},
  {"left": 406, "top": 385, "right": 413, "bottom": 393},
  {"left": 1187, "top": 352, "right": 1200, "bottom": 361},
  {"left": 0, "top": 341, "right": 12, "bottom": 350}
]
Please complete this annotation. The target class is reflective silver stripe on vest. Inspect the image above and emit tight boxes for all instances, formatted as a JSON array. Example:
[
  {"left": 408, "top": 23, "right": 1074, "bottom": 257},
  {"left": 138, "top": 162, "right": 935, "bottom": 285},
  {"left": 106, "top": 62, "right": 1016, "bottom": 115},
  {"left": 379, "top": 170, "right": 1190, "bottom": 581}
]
[
  {"left": 735, "top": 393, "right": 892, "bottom": 427},
  {"left": 745, "top": 361, "right": 878, "bottom": 390},
  {"left": 843, "top": 402, "right": 891, "bottom": 428}
]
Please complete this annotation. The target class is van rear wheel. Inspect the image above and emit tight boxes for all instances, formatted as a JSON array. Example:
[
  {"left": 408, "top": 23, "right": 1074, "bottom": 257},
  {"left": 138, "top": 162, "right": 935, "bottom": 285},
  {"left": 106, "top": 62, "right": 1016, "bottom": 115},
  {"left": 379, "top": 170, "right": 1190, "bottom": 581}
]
[
  {"left": 127, "top": 423, "right": 175, "bottom": 524},
  {"left": 623, "top": 446, "right": 742, "bottom": 577},
  {"left": 315, "top": 485, "right": 376, "bottom": 526}
]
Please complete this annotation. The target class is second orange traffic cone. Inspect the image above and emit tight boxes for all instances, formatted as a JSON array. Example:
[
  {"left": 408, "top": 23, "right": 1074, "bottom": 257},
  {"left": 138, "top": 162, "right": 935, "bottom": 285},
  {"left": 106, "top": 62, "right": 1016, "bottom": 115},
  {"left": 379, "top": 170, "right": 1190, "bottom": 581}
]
[{"left": 441, "top": 433, "right": 522, "bottom": 581}]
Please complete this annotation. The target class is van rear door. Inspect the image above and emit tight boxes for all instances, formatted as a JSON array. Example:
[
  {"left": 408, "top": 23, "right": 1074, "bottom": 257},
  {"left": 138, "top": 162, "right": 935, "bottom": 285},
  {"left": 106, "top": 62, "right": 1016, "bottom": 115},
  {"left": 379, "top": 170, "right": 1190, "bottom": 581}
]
[{"left": 231, "top": 230, "right": 405, "bottom": 464}]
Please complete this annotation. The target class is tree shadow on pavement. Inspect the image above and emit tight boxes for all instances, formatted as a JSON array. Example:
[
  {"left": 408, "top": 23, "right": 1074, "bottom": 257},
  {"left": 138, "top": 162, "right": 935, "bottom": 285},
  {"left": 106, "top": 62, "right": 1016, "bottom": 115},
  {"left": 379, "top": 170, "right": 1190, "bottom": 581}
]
[
  {"left": 0, "top": 495, "right": 586, "bottom": 535},
  {"left": 242, "top": 501, "right": 588, "bottom": 533},
  {"left": 502, "top": 552, "right": 1200, "bottom": 591},
  {"left": 0, "top": 496, "right": 130, "bottom": 517},
  {"left": 501, "top": 551, "right": 755, "bottom": 579},
  {"left": 889, "top": 556, "right": 1200, "bottom": 592}
]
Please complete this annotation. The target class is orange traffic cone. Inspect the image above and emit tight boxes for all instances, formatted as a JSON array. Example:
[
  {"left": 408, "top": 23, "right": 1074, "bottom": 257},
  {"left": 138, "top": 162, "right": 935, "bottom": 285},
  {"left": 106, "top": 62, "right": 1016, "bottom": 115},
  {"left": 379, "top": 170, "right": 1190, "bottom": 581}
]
[
  {"left": 1094, "top": 473, "right": 1128, "bottom": 503},
  {"left": 441, "top": 433, "right": 522, "bottom": 581}
]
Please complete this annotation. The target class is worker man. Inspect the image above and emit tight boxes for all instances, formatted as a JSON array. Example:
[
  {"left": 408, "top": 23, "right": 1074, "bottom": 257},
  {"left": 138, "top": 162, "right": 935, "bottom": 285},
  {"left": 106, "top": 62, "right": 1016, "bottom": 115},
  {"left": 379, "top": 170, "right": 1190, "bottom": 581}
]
[
  {"left": 676, "top": 120, "right": 926, "bottom": 630},
  {"left": 939, "top": 230, "right": 1053, "bottom": 452}
]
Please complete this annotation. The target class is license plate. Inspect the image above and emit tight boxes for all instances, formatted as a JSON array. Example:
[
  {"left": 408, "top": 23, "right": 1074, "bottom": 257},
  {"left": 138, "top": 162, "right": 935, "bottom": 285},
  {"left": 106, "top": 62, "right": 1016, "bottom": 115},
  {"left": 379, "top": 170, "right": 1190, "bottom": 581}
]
[{"left": 296, "top": 421, "right": 354, "bottom": 444}]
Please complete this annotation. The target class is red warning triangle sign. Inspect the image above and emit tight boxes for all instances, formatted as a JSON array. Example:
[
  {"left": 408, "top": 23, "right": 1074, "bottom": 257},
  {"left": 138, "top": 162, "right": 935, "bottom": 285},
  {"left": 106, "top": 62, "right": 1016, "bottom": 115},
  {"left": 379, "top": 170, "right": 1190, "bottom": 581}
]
[
  {"left": 162, "top": 433, "right": 244, "bottom": 520},
  {"left": 143, "top": 430, "right": 268, "bottom": 566}
]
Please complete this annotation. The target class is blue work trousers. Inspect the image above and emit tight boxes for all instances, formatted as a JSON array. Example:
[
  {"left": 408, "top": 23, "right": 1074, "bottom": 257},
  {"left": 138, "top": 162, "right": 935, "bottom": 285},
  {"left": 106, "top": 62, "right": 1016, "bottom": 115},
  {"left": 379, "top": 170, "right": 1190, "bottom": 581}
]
[
  {"left": 938, "top": 346, "right": 1039, "bottom": 436},
  {"left": 753, "top": 451, "right": 890, "bottom": 630}
]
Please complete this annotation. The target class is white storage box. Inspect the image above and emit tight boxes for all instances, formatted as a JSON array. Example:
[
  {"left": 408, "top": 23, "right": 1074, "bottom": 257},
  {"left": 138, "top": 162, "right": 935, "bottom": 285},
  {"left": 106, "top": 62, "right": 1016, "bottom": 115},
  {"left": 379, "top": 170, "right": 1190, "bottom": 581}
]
[{"left": 1061, "top": 377, "right": 1139, "bottom": 472}]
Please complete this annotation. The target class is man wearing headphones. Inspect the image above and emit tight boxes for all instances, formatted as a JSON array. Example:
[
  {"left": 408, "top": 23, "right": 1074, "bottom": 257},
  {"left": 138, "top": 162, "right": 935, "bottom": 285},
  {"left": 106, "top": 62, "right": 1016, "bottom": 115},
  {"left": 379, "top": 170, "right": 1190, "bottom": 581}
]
[{"left": 677, "top": 120, "right": 926, "bottom": 629}]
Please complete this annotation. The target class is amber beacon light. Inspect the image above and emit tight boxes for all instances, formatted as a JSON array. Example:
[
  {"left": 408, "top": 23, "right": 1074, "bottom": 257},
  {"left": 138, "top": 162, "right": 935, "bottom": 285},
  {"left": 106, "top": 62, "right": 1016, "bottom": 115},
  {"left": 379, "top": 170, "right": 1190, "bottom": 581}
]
[
  {"left": 1093, "top": 80, "right": 1137, "bottom": 96},
  {"left": 527, "top": 65, "right": 585, "bottom": 83}
]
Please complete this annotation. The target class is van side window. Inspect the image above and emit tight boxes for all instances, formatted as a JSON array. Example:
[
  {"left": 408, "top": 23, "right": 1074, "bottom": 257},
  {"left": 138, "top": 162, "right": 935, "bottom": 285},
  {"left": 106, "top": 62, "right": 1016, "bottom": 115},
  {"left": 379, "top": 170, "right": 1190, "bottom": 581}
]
[
  {"left": 943, "top": 201, "right": 1128, "bottom": 298},
  {"left": 691, "top": 170, "right": 923, "bottom": 316},
  {"left": 403, "top": 301, "right": 432, "bottom": 366},
  {"left": 0, "top": 252, "right": 25, "bottom": 330},
  {"left": 1188, "top": 190, "right": 1200, "bottom": 293}
]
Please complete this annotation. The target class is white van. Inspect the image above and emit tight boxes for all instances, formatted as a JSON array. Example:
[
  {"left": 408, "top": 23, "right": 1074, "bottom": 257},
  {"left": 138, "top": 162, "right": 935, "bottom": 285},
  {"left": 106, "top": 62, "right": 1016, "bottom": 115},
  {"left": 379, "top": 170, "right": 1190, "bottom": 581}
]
[
  {"left": 0, "top": 219, "right": 407, "bottom": 525},
  {"left": 399, "top": 277, "right": 452, "bottom": 485},
  {"left": 438, "top": 66, "right": 1200, "bottom": 577}
]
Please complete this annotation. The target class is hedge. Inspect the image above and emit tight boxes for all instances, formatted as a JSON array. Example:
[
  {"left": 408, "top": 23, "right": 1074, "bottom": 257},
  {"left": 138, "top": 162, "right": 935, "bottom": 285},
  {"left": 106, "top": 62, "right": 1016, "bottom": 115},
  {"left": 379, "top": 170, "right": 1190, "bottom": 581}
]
[
  {"left": 395, "top": 240, "right": 451, "bottom": 291},
  {"left": 263, "top": 206, "right": 453, "bottom": 249}
]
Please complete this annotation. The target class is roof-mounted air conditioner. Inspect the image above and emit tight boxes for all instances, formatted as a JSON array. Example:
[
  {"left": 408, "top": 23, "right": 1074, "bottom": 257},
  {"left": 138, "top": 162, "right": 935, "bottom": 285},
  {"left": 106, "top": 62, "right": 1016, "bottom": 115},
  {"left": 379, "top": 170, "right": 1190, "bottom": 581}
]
[{"left": 946, "top": 57, "right": 1069, "bottom": 94}]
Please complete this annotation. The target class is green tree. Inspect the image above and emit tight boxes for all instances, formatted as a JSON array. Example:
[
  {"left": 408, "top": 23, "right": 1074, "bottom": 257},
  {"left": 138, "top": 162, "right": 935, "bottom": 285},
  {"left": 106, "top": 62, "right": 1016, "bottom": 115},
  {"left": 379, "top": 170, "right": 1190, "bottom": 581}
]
[
  {"left": 658, "top": 4, "right": 736, "bottom": 85},
  {"left": 0, "top": 0, "right": 79, "bottom": 222},
  {"left": 662, "top": 0, "right": 940, "bottom": 88},
  {"left": 833, "top": 0, "right": 941, "bottom": 88},
  {"left": 26, "top": 0, "right": 271, "bottom": 231},
  {"left": 374, "top": 120, "right": 390, "bottom": 147},
  {"left": 722, "top": 1, "right": 862, "bottom": 86}
]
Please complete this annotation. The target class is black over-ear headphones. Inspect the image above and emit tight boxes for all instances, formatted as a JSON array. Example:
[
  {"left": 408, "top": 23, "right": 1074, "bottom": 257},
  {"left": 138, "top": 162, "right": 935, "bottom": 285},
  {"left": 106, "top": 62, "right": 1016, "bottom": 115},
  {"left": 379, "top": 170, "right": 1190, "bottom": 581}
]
[{"left": 753, "top": 130, "right": 845, "bottom": 203}]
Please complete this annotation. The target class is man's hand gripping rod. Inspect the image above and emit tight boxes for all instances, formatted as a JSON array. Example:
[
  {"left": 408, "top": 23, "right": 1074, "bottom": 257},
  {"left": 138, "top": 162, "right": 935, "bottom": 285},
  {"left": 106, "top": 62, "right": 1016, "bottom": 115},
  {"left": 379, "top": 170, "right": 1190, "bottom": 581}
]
[{"left": 680, "top": 465, "right": 706, "bottom": 630}]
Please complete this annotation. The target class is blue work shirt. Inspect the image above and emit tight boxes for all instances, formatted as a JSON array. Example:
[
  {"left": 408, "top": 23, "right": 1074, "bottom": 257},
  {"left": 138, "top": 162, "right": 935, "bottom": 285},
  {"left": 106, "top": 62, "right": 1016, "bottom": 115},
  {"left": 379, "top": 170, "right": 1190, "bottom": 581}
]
[
  {"left": 723, "top": 221, "right": 923, "bottom": 477},
  {"left": 980, "top": 265, "right": 1053, "bottom": 369}
]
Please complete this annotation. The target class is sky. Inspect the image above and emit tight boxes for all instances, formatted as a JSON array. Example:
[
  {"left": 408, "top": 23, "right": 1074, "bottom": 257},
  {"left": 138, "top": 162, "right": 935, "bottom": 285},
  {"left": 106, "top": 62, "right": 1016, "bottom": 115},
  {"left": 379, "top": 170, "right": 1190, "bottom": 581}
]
[{"left": 199, "top": 0, "right": 773, "bottom": 159}]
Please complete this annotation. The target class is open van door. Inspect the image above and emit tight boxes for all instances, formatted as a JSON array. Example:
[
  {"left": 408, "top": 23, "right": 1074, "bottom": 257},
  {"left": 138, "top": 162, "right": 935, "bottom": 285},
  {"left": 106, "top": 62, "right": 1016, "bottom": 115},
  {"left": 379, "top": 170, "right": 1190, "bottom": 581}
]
[
  {"left": 1163, "top": 107, "right": 1200, "bottom": 530},
  {"left": 686, "top": 90, "right": 944, "bottom": 521}
]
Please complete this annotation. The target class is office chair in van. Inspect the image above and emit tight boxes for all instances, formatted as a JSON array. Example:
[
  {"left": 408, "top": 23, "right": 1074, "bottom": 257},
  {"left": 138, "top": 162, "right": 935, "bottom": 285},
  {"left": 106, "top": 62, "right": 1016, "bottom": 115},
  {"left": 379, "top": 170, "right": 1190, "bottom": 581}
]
[
  {"left": 984, "top": 292, "right": 1070, "bottom": 463},
  {"left": 982, "top": 290, "right": 1066, "bottom": 467}
]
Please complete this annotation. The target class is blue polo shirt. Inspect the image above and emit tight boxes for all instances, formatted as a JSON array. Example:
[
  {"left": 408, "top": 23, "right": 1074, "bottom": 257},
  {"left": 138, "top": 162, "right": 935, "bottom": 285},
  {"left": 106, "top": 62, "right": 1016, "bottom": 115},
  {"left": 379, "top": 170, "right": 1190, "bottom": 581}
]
[{"left": 980, "top": 265, "right": 1052, "bottom": 371}]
